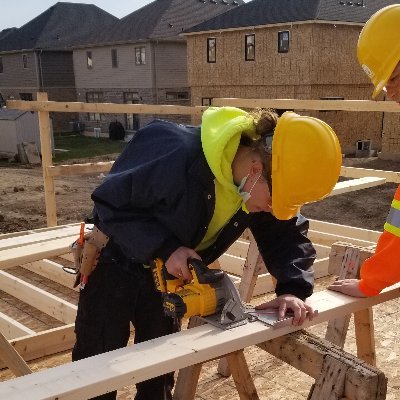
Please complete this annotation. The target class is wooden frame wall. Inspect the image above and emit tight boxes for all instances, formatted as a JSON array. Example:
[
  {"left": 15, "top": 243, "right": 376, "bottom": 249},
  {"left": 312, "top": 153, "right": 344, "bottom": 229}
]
[{"left": 1, "top": 94, "right": 398, "bottom": 397}]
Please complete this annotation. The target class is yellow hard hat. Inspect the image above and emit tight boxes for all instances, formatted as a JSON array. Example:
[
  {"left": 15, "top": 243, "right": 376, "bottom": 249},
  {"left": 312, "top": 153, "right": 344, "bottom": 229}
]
[
  {"left": 357, "top": 4, "right": 400, "bottom": 98},
  {"left": 271, "top": 112, "right": 342, "bottom": 220}
]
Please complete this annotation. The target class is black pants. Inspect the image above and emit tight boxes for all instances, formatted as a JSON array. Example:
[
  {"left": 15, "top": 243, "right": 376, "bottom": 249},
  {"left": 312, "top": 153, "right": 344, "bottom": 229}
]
[{"left": 72, "top": 257, "right": 178, "bottom": 400}]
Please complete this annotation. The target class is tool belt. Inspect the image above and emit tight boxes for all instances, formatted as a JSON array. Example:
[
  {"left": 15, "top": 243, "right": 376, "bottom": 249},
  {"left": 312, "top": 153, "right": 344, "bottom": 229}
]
[{"left": 70, "top": 226, "right": 109, "bottom": 287}]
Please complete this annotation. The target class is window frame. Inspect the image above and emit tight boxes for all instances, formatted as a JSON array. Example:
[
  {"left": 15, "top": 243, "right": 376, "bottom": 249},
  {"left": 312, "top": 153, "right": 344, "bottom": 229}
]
[
  {"left": 245, "top": 34, "right": 255, "bottom": 61},
  {"left": 165, "top": 92, "right": 189, "bottom": 102},
  {"left": 135, "top": 47, "right": 146, "bottom": 65},
  {"left": 201, "top": 97, "right": 213, "bottom": 106},
  {"left": 86, "top": 51, "right": 93, "bottom": 69},
  {"left": 86, "top": 91, "right": 103, "bottom": 121},
  {"left": 19, "top": 93, "right": 33, "bottom": 101},
  {"left": 111, "top": 48, "right": 118, "bottom": 68},
  {"left": 278, "top": 30, "right": 290, "bottom": 53},
  {"left": 207, "top": 37, "right": 216, "bottom": 63},
  {"left": 22, "top": 54, "right": 28, "bottom": 69}
]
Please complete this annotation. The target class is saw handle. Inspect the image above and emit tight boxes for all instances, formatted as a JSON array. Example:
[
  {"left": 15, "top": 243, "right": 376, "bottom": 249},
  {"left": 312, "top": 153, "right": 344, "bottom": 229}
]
[{"left": 188, "top": 258, "right": 224, "bottom": 284}]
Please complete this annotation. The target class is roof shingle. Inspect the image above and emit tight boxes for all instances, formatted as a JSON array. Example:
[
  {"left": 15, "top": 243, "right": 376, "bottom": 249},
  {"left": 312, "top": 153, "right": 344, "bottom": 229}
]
[
  {"left": 0, "top": 2, "right": 118, "bottom": 52},
  {"left": 185, "top": 0, "right": 400, "bottom": 33}
]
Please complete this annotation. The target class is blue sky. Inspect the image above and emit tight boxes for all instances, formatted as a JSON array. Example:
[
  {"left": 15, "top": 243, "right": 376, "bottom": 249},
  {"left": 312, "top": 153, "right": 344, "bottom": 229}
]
[{"left": 1, "top": 0, "right": 250, "bottom": 31}]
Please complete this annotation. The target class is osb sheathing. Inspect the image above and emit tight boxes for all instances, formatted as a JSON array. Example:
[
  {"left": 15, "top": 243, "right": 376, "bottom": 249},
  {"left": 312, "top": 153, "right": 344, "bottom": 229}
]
[{"left": 187, "top": 23, "right": 400, "bottom": 156}]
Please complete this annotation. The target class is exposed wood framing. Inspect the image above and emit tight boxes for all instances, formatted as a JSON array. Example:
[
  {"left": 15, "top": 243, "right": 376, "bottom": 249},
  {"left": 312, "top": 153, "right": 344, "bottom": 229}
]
[
  {"left": 211, "top": 98, "right": 400, "bottom": 113},
  {"left": 7, "top": 100, "right": 205, "bottom": 116},
  {"left": 331, "top": 177, "right": 386, "bottom": 196},
  {"left": 0, "top": 312, "right": 35, "bottom": 340},
  {"left": 258, "top": 330, "right": 386, "bottom": 399},
  {"left": 0, "top": 331, "right": 32, "bottom": 377},
  {"left": 341, "top": 166, "right": 400, "bottom": 184},
  {"left": 0, "top": 270, "right": 77, "bottom": 324}
]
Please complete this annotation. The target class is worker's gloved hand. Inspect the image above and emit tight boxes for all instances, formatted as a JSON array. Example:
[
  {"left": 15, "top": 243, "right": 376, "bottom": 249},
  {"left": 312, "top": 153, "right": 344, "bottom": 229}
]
[
  {"left": 328, "top": 278, "right": 367, "bottom": 298},
  {"left": 255, "top": 294, "right": 315, "bottom": 326},
  {"left": 165, "top": 246, "right": 202, "bottom": 281}
]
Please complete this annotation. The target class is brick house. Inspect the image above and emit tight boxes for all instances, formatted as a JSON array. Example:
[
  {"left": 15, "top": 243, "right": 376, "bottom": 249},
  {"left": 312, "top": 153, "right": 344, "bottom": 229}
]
[
  {"left": 184, "top": 0, "right": 400, "bottom": 159},
  {"left": 71, "top": 0, "right": 243, "bottom": 133},
  {"left": 0, "top": 2, "right": 117, "bottom": 130}
]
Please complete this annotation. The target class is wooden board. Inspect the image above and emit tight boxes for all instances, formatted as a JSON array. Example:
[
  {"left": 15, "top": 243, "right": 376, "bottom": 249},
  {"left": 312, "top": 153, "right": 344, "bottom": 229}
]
[{"left": 1, "top": 283, "right": 398, "bottom": 400}]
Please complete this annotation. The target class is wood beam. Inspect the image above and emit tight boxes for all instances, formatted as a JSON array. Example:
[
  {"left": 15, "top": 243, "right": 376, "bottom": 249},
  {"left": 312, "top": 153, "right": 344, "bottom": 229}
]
[
  {"left": 7, "top": 100, "right": 205, "bottom": 116},
  {"left": 0, "top": 312, "right": 35, "bottom": 340},
  {"left": 0, "top": 282, "right": 397, "bottom": 399},
  {"left": 330, "top": 177, "right": 386, "bottom": 196},
  {"left": 0, "top": 270, "right": 77, "bottom": 324},
  {"left": 212, "top": 98, "right": 400, "bottom": 113},
  {"left": 341, "top": 166, "right": 400, "bottom": 184}
]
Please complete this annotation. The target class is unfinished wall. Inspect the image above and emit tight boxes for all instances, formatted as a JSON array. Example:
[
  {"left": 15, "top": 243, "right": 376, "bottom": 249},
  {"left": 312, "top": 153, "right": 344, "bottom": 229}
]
[{"left": 187, "top": 22, "right": 400, "bottom": 157}]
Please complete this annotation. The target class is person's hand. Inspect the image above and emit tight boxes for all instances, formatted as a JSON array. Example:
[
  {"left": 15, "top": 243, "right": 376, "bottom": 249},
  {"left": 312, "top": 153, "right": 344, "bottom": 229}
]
[
  {"left": 255, "top": 294, "right": 315, "bottom": 326},
  {"left": 328, "top": 279, "right": 367, "bottom": 298},
  {"left": 165, "top": 246, "right": 201, "bottom": 281}
]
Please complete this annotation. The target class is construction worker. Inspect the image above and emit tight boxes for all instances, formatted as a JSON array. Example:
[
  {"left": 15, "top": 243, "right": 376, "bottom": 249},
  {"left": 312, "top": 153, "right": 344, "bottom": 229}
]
[
  {"left": 72, "top": 106, "right": 341, "bottom": 400},
  {"left": 329, "top": 4, "right": 400, "bottom": 298}
]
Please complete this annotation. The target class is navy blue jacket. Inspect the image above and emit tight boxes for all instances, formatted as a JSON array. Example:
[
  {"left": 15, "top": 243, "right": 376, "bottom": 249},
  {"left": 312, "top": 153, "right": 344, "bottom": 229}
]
[{"left": 92, "top": 119, "right": 316, "bottom": 300}]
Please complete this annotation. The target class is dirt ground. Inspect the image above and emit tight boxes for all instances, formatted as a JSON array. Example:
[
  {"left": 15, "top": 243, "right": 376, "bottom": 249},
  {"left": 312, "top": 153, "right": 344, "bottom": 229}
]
[{"left": 0, "top": 155, "right": 399, "bottom": 399}]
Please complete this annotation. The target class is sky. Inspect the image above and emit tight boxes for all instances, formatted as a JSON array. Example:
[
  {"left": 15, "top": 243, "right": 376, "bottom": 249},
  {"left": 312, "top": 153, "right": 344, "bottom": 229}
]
[{"left": 1, "top": 0, "right": 250, "bottom": 31}]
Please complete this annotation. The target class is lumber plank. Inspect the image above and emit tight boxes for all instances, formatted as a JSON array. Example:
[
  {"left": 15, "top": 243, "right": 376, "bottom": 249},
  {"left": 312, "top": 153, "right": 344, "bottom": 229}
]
[
  {"left": 0, "top": 312, "right": 35, "bottom": 340},
  {"left": 309, "top": 219, "right": 382, "bottom": 242},
  {"left": 308, "top": 229, "right": 376, "bottom": 247},
  {"left": 47, "top": 162, "right": 114, "bottom": 177},
  {"left": 211, "top": 98, "right": 400, "bottom": 113},
  {"left": 0, "top": 330, "right": 32, "bottom": 377},
  {"left": 0, "top": 270, "right": 77, "bottom": 324},
  {"left": 325, "top": 246, "right": 361, "bottom": 347},
  {"left": 7, "top": 100, "right": 205, "bottom": 116},
  {"left": 341, "top": 166, "right": 400, "bottom": 184},
  {"left": 0, "top": 225, "right": 86, "bottom": 251},
  {"left": 1, "top": 283, "right": 398, "bottom": 400},
  {"left": 226, "top": 350, "right": 259, "bottom": 400},
  {"left": 354, "top": 308, "right": 376, "bottom": 366},
  {"left": 20, "top": 259, "right": 78, "bottom": 290},
  {"left": 0, "top": 324, "right": 76, "bottom": 369},
  {"left": 330, "top": 177, "right": 386, "bottom": 196},
  {"left": 0, "top": 236, "right": 75, "bottom": 269}
]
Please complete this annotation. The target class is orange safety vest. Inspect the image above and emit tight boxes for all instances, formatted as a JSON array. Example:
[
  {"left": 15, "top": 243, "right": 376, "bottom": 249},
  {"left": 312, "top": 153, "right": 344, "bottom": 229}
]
[{"left": 359, "top": 185, "right": 400, "bottom": 296}]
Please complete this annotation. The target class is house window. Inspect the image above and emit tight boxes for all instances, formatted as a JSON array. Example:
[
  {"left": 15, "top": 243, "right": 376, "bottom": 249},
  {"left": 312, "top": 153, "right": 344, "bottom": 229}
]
[
  {"left": 278, "top": 31, "right": 290, "bottom": 53},
  {"left": 86, "top": 92, "right": 103, "bottom": 121},
  {"left": 0, "top": 93, "right": 5, "bottom": 107},
  {"left": 111, "top": 49, "right": 118, "bottom": 68},
  {"left": 22, "top": 54, "right": 28, "bottom": 69},
  {"left": 166, "top": 92, "right": 189, "bottom": 101},
  {"left": 207, "top": 38, "right": 216, "bottom": 63},
  {"left": 124, "top": 92, "right": 140, "bottom": 131},
  {"left": 135, "top": 47, "right": 146, "bottom": 65},
  {"left": 0, "top": 57, "right": 3, "bottom": 73},
  {"left": 202, "top": 97, "right": 213, "bottom": 106},
  {"left": 245, "top": 34, "right": 255, "bottom": 61},
  {"left": 20, "top": 93, "right": 33, "bottom": 101},
  {"left": 87, "top": 51, "right": 93, "bottom": 69}
]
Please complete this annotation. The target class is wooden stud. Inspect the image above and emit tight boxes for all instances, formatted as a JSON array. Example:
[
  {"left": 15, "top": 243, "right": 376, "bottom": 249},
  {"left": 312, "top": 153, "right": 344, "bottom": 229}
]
[
  {"left": 226, "top": 350, "right": 259, "bottom": 400},
  {"left": 0, "top": 330, "right": 32, "bottom": 377},
  {"left": 354, "top": 307, "right": 376, "bottom": 366},
  {"left": 36, "top": 92, "right": 57, "bottom": 227}
]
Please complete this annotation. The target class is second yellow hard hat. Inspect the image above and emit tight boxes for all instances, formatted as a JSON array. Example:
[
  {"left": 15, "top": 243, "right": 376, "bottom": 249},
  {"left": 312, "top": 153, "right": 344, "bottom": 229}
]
[{"left": 357, "top": 4, "right": 400, "bottom": 98}]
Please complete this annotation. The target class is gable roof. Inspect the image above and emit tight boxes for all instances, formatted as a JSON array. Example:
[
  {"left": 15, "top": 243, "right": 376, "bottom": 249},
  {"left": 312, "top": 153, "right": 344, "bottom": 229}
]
[
  {"left": 0, "top": 2, "right": 118, "bottom": 53},
  {"left": 74, "top": 0, "right": 244, "bottom": 47},
  {"left": 0, "top": 28, "right": 17, "bottom": 41},
  {"left": 185, "top": 0, "right": 400, "bottom": 33}
]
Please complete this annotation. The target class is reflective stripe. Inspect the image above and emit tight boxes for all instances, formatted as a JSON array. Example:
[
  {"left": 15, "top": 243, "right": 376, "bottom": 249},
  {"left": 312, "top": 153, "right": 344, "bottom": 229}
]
[
  {"left": 392, "top": 198, "right": 400, "bottom": 210},
  {"left": 384, "top": 221, "right": 400, "bottom": 238},
  {"left": 386, "top": 206, "right": 400, "bottom": 228}
]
